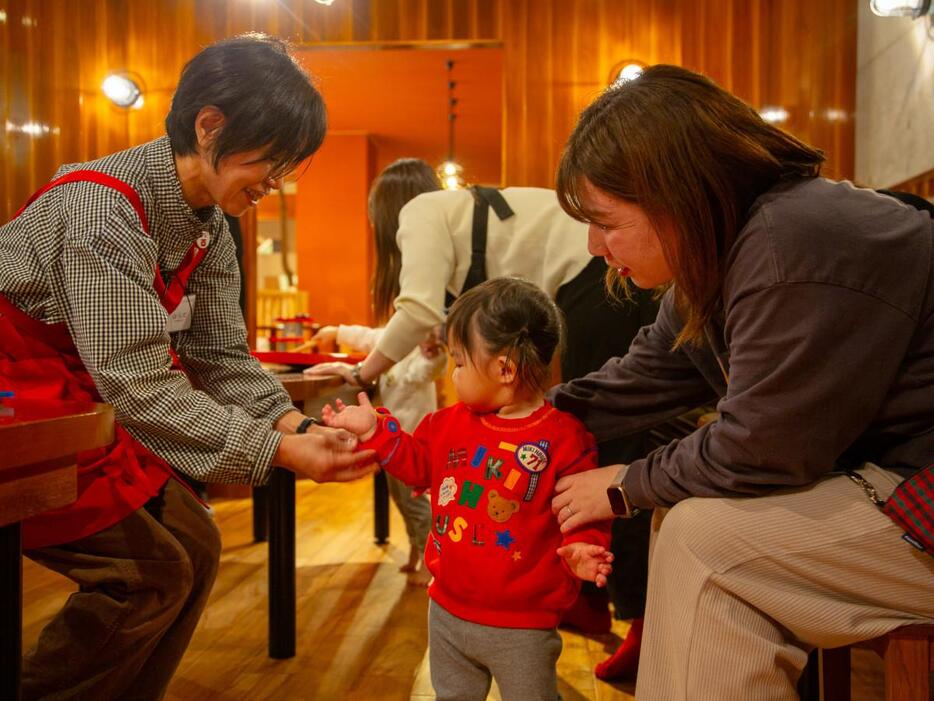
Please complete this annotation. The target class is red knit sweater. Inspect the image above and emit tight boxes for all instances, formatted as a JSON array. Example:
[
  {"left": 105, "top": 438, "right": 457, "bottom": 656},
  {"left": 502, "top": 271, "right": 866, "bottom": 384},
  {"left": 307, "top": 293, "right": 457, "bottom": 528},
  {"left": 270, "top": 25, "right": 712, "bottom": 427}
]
[{"left": 361, "top": 401, "right": 609, "bottom": 629}]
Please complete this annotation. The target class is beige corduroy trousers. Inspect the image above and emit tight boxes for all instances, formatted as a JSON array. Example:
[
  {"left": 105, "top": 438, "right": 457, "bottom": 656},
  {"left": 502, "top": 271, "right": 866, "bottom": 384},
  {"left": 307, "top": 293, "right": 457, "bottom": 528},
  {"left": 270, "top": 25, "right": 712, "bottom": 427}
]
[{"left": 636, "top": 463, "right": 934, "bottom": 700}]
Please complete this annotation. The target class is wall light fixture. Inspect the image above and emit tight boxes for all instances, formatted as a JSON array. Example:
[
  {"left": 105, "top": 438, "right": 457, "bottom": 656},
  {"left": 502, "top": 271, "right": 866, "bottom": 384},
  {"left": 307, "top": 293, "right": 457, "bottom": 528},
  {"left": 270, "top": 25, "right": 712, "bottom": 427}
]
[{"left": 102, "top": 73, "right": 144, "bottom": 109}]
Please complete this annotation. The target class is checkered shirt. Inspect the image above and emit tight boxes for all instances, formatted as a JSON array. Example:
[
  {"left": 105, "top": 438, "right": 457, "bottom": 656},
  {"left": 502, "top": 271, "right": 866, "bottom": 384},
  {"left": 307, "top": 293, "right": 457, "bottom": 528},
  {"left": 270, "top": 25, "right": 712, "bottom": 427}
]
[{"left": 0, "top": 136, "right": 293, "bottom": 484}]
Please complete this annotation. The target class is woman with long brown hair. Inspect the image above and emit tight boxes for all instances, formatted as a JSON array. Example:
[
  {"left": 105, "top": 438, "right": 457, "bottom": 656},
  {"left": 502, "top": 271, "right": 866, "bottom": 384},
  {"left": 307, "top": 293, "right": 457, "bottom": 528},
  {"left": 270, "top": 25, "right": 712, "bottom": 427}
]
[{"left": 548, "top": 64, "right": 934, "bottom": 698}]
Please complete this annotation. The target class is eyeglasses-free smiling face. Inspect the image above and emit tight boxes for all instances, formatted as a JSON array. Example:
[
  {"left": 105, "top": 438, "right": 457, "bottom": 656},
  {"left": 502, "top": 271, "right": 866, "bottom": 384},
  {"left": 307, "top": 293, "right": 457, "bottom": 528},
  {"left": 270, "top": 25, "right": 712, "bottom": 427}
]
[{"left": 579, "top": 178, "right": 675, "bottom": 290}]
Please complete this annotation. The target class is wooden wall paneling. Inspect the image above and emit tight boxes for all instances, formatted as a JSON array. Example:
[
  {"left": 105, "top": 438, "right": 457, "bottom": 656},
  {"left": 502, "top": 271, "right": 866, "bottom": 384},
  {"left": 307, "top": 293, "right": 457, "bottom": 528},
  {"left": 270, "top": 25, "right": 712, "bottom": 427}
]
[
  {"left": 0, "top": 0, "right": 857, "bottom": 221},
  {"left": 729, "top": 0, "right": 760, "bottom": 108},
  {"left": 425, "top": 0, "right": 448, "bottom": 40},
  {"left": 370, "top": 0, "right": 400, "bottom": 40}
]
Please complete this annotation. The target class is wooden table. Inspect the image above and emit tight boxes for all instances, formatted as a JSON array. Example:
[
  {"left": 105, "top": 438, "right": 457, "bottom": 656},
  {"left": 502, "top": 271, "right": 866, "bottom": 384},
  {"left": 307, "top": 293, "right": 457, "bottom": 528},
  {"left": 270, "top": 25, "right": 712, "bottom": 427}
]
[
  {"left": 0, "top": 398, "right": 114, "bottom": 701},
  {"left": 254, "top": 373, "right": 388, "bottom": 659}
]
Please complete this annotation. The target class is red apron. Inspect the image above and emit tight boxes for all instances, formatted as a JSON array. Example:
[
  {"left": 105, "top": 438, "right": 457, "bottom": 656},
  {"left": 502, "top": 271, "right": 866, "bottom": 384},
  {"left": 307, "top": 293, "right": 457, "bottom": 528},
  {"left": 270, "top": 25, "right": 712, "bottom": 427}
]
[{"left": 0, "top": 170, "right": 209, "bottom": 549}]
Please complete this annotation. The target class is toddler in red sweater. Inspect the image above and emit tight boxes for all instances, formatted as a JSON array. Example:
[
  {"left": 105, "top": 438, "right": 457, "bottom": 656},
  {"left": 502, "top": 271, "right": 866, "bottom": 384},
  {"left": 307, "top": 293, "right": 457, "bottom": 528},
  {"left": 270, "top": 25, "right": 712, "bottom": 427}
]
[{"left": 323, "top": 277, "right": 612, "bottom": 701}]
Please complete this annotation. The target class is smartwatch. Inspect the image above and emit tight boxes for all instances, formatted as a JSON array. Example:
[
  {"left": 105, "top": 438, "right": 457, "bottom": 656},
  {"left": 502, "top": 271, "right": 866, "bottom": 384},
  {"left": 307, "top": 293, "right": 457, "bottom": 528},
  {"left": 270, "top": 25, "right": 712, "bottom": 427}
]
[
  {"left": 296, "top": 416, "right": 320, "bottom": 434},
  {"left": 607, "top": 465, "right": 641, "bottom": 518}
]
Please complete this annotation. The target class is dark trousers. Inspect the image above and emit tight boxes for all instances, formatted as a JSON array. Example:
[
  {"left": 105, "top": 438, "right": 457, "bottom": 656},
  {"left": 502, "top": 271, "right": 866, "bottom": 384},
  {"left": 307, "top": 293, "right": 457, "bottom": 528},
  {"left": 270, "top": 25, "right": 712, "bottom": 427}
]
[
  {"left": 555, "top": 256, "right": 658, "bottom": 619},
  {"left": 23, "top": 479, "right": 222, "bottom": 701}
]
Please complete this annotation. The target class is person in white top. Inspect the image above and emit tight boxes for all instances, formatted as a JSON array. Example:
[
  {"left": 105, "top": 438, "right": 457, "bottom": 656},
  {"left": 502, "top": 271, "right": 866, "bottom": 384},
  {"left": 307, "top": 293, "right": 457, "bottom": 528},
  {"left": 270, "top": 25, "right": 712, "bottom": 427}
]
[
  {"left": 307, "top": 158, "right": 602, "bottom": 387},
  {"left": 314, "top": 322, "right": 445, "bottom": 584}
]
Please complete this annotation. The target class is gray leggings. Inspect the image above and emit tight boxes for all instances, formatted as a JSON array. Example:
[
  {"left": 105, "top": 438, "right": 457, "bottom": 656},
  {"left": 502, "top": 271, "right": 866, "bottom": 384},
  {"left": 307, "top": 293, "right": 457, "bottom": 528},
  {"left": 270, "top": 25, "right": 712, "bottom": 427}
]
[{"left": 429, "top": 600, "right": 563, "bottom": 701}]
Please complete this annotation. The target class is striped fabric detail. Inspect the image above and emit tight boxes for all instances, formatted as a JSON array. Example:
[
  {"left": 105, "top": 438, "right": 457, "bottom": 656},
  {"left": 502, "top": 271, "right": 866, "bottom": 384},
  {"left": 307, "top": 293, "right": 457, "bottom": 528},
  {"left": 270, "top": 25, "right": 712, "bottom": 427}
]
[{"left": 883, "top": 464, "right": 934, "bottom": 554}]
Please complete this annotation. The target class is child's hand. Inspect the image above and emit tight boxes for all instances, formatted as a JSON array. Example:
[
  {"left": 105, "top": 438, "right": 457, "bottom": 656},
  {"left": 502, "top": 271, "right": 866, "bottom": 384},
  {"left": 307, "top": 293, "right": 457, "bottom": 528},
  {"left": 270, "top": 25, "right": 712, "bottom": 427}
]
[
  {"left": 556, "top": 542, "right": 614, "bottom": 587},
  {"left": 321, "top": 391, "right": 379, "bottom": 442}
]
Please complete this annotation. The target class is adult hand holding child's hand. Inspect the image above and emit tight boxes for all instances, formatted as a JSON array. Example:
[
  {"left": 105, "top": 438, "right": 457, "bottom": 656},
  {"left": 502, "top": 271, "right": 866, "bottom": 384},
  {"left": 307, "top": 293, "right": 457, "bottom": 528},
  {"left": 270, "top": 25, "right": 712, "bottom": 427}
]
[{"left": 275, "top": 423, "right": 377, "bottom": 483}]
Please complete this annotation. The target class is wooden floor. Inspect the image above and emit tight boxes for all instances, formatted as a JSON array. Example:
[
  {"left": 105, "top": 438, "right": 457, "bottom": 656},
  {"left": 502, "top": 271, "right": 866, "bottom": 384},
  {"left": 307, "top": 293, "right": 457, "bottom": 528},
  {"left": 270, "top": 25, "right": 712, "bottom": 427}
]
[
  {"left": 22, "top": 478, "right": 637, "bottom": 701},
  {"left": 22, "top": 478, "right": 887, "bottom": 700}
]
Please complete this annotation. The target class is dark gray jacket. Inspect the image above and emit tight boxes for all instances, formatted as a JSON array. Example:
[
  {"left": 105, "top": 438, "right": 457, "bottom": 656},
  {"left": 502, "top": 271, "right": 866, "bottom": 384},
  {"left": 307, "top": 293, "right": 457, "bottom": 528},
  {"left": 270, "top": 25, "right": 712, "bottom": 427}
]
[{"left": 550, "top": 177, "right": 934, "bottom": 508}]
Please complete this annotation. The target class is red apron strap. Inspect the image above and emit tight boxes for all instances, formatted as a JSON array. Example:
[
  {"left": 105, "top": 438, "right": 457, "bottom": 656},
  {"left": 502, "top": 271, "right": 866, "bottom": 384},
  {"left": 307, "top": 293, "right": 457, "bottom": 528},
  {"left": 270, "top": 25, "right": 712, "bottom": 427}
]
[
  {"left": 16, "top": 170, "right": 150, "bottom": 234},
  {"left": 13, "top": 169, "right": 208, "bottom": 315}
]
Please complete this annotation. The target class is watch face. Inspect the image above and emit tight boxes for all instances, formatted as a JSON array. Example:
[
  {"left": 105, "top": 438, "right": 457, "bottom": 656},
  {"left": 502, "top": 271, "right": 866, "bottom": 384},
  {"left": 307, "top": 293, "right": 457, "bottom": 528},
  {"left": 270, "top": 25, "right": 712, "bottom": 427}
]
[{"left": 607, "top": 485, "right": 628, "bottom": 515}]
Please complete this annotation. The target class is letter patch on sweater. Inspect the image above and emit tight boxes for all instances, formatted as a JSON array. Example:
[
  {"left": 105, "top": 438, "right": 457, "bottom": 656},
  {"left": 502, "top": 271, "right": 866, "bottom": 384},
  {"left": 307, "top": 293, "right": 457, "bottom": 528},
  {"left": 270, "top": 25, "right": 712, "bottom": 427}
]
[
  {"left": 447, "top": 448, "right": 467, "bottom": 470},
  {"left": 484, "top": 456, "right": 504, "bottom": 481},
  {"left": 458, "top": 480, "right": 484, "bottom": 509},
  {"left": 448, "top": 516, "right": 468, "bottom": 542},
  {"left": 472, "top": 523, "right": 486, "bottom": 546}
]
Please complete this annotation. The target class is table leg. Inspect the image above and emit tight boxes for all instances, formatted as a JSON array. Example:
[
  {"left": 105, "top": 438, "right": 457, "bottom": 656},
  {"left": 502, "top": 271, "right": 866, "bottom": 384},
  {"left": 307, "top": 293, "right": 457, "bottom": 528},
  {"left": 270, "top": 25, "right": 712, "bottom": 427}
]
[
  {"left": 252, "top": 485, "right": 268, "bottom": 543},
  {"left": 374, "top": 469, "right": 389, "bottom": 545},
  {"left": 1, "top": 522, "right": 22, "bottom": 701},
  {"left": 268, "top": 467, "right": 296, "bottom": 659}
]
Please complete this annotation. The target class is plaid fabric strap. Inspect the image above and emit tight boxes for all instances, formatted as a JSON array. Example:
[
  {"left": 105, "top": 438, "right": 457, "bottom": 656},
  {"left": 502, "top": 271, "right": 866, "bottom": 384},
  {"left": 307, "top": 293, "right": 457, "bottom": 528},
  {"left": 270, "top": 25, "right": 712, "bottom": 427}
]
[
  {"left": 881, "top": 464, "right": 934, "bottom": 555},
  {"left": 850, "top": 465, "right": 934, "bottom": 556}
]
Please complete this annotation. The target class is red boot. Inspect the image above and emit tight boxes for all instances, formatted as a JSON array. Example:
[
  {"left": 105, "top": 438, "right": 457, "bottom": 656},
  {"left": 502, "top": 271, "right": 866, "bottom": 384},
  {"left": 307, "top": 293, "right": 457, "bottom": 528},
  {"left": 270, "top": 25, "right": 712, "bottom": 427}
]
[
  {"left": 595, "top": 617, "right": 644, "bottom": 681},
  {"left": 559, "top": 586, "right": 611, "bottom": 635}
]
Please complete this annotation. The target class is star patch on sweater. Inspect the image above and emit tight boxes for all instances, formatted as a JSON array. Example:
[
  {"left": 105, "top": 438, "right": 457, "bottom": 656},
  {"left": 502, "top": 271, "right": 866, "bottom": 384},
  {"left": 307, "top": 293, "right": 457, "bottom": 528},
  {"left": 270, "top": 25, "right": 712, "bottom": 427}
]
[{"left": 495, "top": 529, "right": 515, "bottom": 550}]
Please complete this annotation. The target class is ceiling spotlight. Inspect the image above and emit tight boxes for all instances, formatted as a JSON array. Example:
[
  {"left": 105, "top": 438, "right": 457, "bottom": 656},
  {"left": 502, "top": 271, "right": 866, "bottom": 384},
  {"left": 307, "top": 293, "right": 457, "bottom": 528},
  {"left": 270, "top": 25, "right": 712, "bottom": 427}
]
[
  {"left": 870, "top": 0, "right": 932, "bottom": 17},
  {"left": 102, "top": 73, "right": 142, "bottom": 108},
  {"left": 314, "top": 0, "right": 337, "bottom": 5},
  {"left": 437, "top": 161, "right": 463, "bottom": 190}
]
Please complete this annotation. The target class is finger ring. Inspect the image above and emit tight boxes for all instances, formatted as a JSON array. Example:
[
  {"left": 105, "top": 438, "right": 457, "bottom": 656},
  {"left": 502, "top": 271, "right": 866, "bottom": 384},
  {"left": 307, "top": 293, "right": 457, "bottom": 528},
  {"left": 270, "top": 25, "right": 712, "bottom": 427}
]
[{"left": 565, "top": 505, "right": 573, "bottom": 517}]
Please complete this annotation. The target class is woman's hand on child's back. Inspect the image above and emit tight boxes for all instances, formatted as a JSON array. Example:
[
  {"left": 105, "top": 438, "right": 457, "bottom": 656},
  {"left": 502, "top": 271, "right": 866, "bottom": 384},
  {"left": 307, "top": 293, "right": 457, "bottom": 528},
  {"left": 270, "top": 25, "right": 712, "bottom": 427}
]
[
  {"left": 557, "top": 543, "right": 614, "bottom": 588},
  {"left": 322, "top": 391, "right": 380, "bottom": 442}
]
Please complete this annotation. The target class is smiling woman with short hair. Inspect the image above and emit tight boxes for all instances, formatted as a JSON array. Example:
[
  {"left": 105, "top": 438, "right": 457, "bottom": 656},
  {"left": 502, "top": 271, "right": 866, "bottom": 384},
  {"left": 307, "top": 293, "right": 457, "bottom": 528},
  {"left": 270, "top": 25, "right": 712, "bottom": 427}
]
[{"left": 0, "top": 33, "right": 375, "bottom": 700}]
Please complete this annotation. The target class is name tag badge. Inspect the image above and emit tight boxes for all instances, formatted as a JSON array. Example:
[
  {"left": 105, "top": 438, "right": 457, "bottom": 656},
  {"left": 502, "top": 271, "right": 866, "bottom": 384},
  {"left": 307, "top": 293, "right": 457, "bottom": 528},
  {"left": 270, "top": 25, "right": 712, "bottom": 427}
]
[{"left": 166, "top": 294, "right": 196, "bottom": 333}]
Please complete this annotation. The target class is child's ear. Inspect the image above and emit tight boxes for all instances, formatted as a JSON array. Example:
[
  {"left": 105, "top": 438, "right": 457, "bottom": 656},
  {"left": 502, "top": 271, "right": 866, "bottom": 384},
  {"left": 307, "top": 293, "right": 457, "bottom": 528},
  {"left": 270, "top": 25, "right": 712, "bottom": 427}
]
[{"left": 496, "top": 354, "right": 518, "bottom": 385}]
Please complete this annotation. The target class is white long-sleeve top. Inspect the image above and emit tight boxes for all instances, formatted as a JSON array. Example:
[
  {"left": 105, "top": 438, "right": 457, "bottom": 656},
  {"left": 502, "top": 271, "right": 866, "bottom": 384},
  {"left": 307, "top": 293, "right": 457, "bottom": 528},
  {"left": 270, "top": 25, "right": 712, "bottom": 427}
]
[
  {"left": 337, "top": 325, "right": 446, "bottom": 432},
  {"left": 374, "top": 187, "right": 591, "bottom": 362}
]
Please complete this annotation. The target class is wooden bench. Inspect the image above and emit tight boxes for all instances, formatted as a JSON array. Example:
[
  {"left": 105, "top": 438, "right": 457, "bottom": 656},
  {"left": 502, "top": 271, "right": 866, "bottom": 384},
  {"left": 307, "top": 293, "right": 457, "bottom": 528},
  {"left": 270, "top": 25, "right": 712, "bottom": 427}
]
[
  {"left": 817, "top": 624, "right": 934, "bottom": 701},
  {"left": 0, "top": 398, "right": 114, "bottom": 701}
]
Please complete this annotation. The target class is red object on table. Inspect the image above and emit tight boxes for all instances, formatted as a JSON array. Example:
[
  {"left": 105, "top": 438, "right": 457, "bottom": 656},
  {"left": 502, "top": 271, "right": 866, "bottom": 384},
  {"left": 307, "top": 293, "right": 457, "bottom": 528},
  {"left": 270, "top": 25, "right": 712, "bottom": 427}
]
[{"left": 251, "top": 351, "right": 365, "bottom": 367}]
